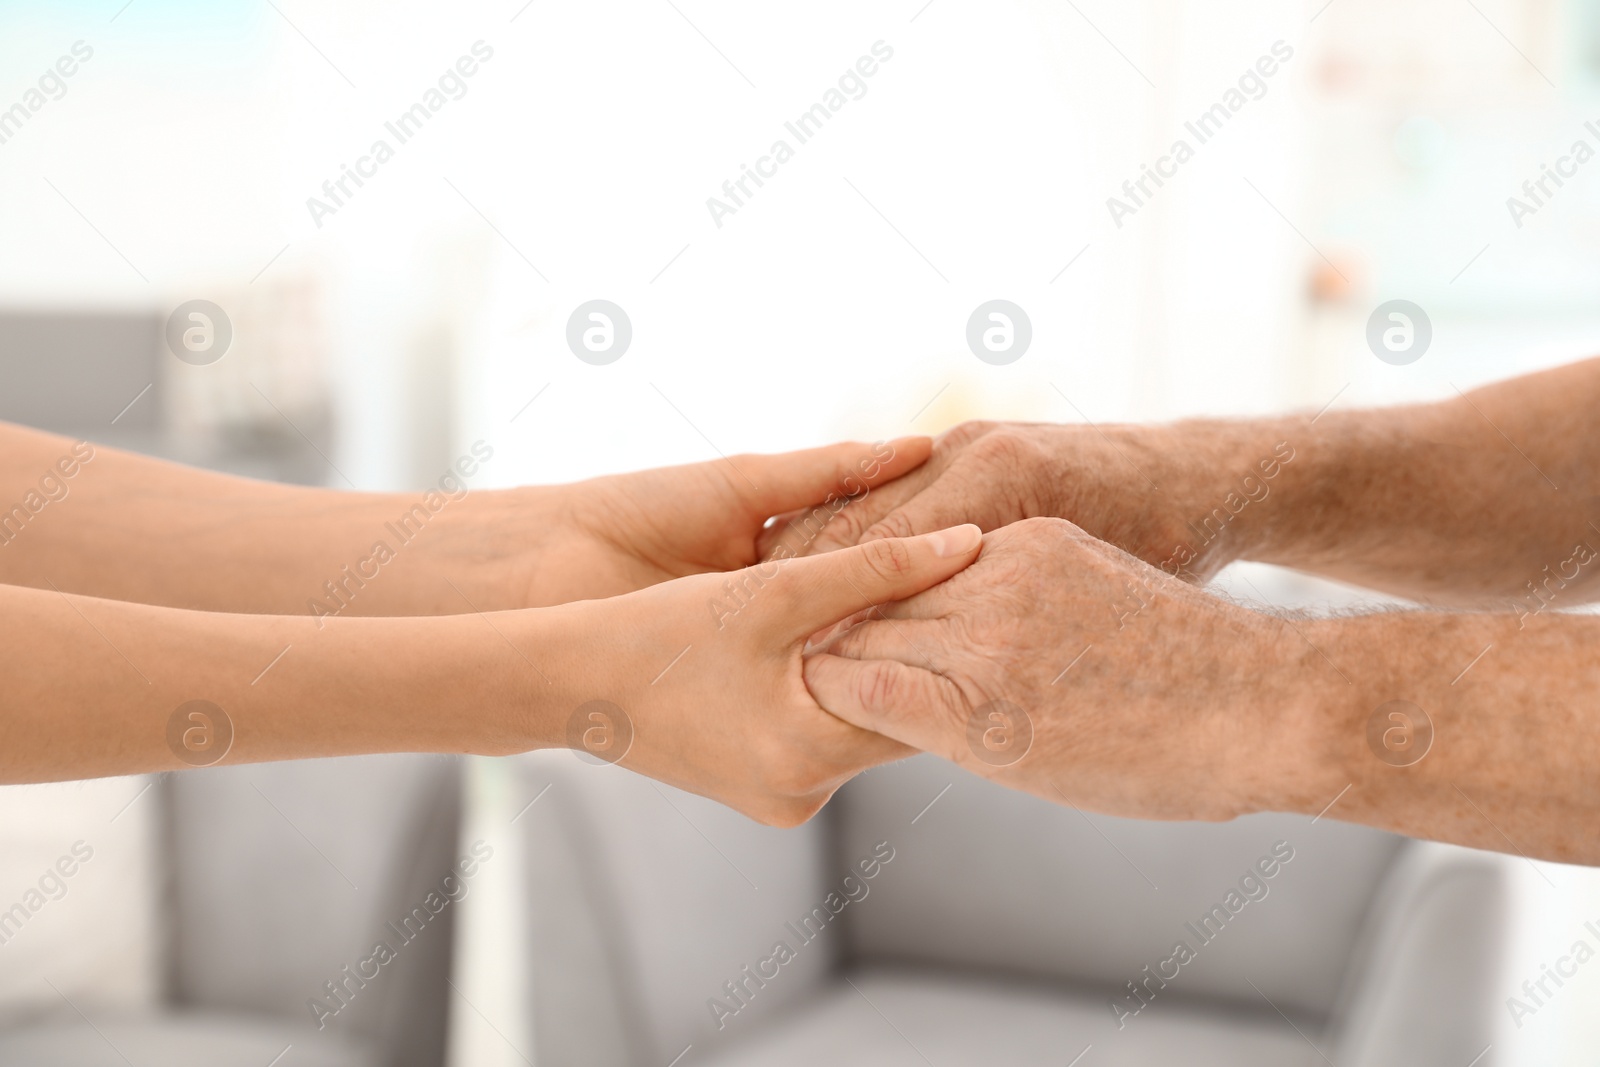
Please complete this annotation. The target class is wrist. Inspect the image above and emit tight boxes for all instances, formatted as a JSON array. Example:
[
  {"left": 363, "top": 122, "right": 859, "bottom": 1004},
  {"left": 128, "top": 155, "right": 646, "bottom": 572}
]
[
  {"left": 1244, "top": 405, "right": 1423, "bottom": 573},
  {"left": 394, "top": 484, "right": 571, "bottom": 612},
  {"left": 472, "top": 601, "right": 592, "bottom": 756},
  {"left": 1204, "top": 607, "right": 1343, "bottom": 817},
  {"left": 1233, "top": 614, "right": 1358, "bottom": 817},
  {"left": 1095, "top": 417, "right": 1302, "bottom": 577}
]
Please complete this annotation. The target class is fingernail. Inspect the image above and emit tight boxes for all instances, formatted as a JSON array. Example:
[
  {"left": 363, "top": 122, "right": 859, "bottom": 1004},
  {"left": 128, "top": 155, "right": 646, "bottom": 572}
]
[
  {"left": 802, "top": 624, "right": 836, "bottom": 655},
  {"left": 927, "top": 524, "right": 982, "bottom": 557}
]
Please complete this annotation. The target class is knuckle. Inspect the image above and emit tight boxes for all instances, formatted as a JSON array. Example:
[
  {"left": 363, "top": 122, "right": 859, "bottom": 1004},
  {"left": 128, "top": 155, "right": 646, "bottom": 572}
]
[
  {"left": 975, "top": 427, "right": 1028, "bottom": 463},
  {"left": 1016, "top": 515, "right": 1077, "bottom": 539},
  {"left": 854, "top": 660, "right": 907, "bottom": 713},
  {"left": 861, "top": 537, "right": 915, "bottom": 583},
  {"left": 761, "top": 566, "right": 804, "bottom": 617},
  {"left": 799, "top": 492, "right": 872, "bottom": 551},
  {"left": 996, "top": 515, "right": 1080, "bottom": 555},
  {"left": 940, "top": 420, "right": 995, "bottom": 450},
  {"left": 821, "top": 499, "right": 871, "bottom": 546},
  {"left": 797, "top": 503, "right": 843, "bottom": 548},
  {"left": 950, "top": 431, "right": 1055, "bottom": 520},
  {"left": 825, "top": 619, "right": 874, "bottom": 659},
  {"left": 864, "top": 509, "right": 916, "bottom": 542},
  {"left": 977, "top": 428, "right": 1051, "bottom": 479}
]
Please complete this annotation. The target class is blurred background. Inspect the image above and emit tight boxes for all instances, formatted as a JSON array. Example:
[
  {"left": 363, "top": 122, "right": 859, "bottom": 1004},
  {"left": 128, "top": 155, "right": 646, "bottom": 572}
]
[{"left": 3, "top": 0, "right": 1600, "bottom": 1064}]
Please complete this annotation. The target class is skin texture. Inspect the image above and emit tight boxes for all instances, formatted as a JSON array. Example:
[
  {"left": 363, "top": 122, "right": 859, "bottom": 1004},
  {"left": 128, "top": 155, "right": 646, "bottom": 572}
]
[
  {"left": 537, "top": 524, "right": 983, "bottom": 826},
  {"left": 0, "top": 418, "right": 983, "bottom": 824},
  {"left": 807, "top": 520, "right": 1600, "bottom": 864},
  {"left": 804, "top": 358, "right": 1600, "bottom": 864},
  {"left": 0, "top": 516, "right": 984, "bottom": 826},
  {"left": 0, "top": 421, "right": 932, "bottom": 614},
  {"left": 798, "top": 357, "right": 1600, "bottom": 606},
  {"left": 807, "top": 520, "right": 1296, "bottom": 822}
]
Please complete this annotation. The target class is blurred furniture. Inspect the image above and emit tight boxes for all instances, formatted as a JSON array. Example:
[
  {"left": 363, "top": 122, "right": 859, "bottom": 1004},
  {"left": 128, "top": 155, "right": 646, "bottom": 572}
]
[
  {"left": 0, "top": 307, "right": 456, "bottom": 1065},
  {"left": 0, "top": 311, "right": 166, "bottom": 454},
  {"left": 0, "top": 307, "right": 333, "bottom": 485},
  {"left": 517, "top": 752, "right": 1515, "bottom": 1066},
  {"left": 0, "top": 755, "right": 462, "bottom": 1067}
]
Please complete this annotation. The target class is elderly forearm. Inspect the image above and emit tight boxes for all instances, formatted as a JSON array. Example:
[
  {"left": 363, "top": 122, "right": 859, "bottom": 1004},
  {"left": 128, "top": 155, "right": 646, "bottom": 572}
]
[
  {"left": 0, "top": 422, "right": 537, "bottom": 615},
  {"left": 1268, "top": 609, "right": 1600, "bottom": 865},
  {"left": 0, "top": 580, "right": 547, "bottom": 784},
  {"left": 1231, "top": 357, "right": 1600, "bottom": 605}
]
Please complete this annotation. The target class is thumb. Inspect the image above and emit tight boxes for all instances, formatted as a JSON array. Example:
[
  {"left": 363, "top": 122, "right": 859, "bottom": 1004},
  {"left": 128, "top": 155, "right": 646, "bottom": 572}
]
[
  {"left": 767, "top": 524, "right": 981, "bottom": 638},
  {"left": 860, "top": 483, "right": 1000, "bottom": 546},
  {"left": 740, "top": 436, "right": 931, "bottom": 518},
  {"left": 802, "top": 654, "right": 967, "bottom": 757}
]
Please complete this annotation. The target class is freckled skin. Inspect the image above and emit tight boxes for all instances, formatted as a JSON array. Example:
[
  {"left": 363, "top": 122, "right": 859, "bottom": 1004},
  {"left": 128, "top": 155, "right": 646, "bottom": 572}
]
[{"left": 804, "top": 357, "right": 1600, "bottom": 865}]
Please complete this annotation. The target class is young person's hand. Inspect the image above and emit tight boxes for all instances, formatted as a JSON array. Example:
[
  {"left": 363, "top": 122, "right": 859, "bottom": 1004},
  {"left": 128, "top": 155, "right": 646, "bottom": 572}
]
[
  {"left": 524, "top": 524, "right": 983, "bottom": 826},
  {"left": 0, "top": 522, "right": 980, "bottom": 807},
  {"left": 0, "top": 422, "right": 930, "bottom": 617},
  {"left": 443, "top": 437, "right": 933, "bottom": 609}
]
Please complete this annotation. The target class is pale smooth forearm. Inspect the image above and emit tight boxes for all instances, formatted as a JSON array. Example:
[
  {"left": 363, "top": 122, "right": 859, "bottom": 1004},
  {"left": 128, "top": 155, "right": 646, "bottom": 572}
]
[
  {"left": 0, "top": 581, "right": 550, "bottom": 783},
  {"left": 4, "top": 527, "right": 980, "bottom": 830},
  {"left": 0, "top": 422, "right": 552, "bottom": 615},
  {"left": 1263, "top": 610, "right": 1600, "bottom": 865}
]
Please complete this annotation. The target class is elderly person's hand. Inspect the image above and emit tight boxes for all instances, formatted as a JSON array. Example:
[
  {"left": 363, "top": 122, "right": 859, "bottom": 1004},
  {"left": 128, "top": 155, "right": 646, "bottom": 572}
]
[
  {"left": 802, "top": 517, "right": 1315, "bottom": 822},
  {"left": 803, "top": 514, "right": 1600, "bottom": 865},
  {"left": 777, "top": 420, "right": 1296, "bottom": 584}
]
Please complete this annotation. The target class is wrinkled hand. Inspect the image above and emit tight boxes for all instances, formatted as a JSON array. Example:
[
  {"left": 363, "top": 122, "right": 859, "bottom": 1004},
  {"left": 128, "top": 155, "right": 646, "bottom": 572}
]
[
  {"left": 803, "top": 518, "right": 1313, "bottom": 822},
  {"left": 541, "top": 524, "right": 984, "bottom": 826},
  {"left": 782, "top": 420, "right": 1296, "bottom": 583}
]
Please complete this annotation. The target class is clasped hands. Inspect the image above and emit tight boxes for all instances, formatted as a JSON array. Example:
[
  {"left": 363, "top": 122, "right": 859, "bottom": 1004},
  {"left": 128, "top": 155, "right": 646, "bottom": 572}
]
[
  {"left": 539, "top": 422, "right": 1304, "bottom": 829},
  {"left": 9, "top": 360, "right": 1597, "bottom": 864}
]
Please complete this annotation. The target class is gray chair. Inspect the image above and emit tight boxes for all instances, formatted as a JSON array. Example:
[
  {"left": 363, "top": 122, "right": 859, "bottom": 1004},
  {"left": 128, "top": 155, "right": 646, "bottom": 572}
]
[
  {"left": 516, "top": 752, "right": 1514, "bottom": 1065},
  {"left": 0, "top": 311, "right": 165, "bottom": 449},
  {"left": 0, "top": 754, "right": 462, "bottom": 1067},
  {"left": 0, "top": 309, "right": 455, "bottom": 1065},
  {"left": 0, "top": 309, "right": 334, "bottom": 485}
]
